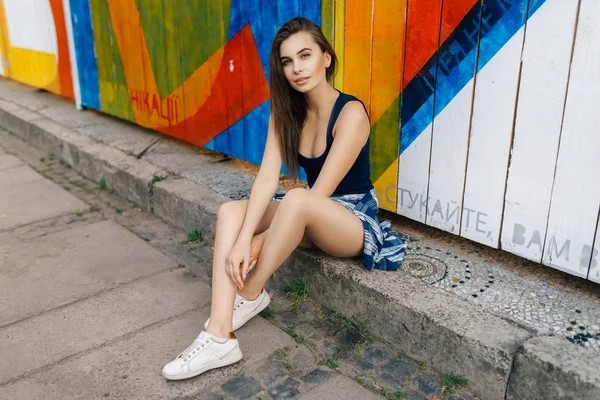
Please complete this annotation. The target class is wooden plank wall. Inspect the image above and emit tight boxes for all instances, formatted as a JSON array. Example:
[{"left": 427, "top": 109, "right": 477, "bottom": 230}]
[{"left": 1, "top": 0, "right": 597, "bottom": 281}]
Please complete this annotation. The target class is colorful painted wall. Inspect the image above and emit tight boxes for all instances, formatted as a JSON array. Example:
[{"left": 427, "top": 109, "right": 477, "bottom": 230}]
[
  {"left": 0, "top": 0, "right": 74, "bottom": 98},
  {"left": 1, "top": 0, "right": 599, "bottom": 282}
]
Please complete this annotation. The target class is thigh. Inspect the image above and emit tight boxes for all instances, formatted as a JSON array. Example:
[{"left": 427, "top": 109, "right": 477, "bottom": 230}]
[{"left": 298, "top": 193, "right": 364, "bottom": 257}]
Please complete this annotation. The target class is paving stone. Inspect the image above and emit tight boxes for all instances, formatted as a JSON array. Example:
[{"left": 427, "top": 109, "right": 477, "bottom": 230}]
[
  {"left": 267, "top": 377, "right": 300, "bottom": 399},
  {"left": 300, "top": 369, "right": 332, "bottom": 385},
  {"left": 414, "top": 373, "right": 443, "bottom": 396},
  {"left": 379, "top": 358, "right": 417, "bottom": 383},
  {"left": 346, "top": 354, "right": 374, "bottom": 372},
  {"left": 256, "top": 360, "right": 287, "bottom": 385},
  {"left": 363, "top": 346, "right": 388, "bottom": 365},
  {"left": 221, "top": 375, "right": 263, "bottom": 400},
  {"left": 444, "top": 393, "right": 475, "bottom": 400}
]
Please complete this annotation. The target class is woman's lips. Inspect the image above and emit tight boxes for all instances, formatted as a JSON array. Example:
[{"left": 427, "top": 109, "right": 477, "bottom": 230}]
[{"left": 295, "top": 77, "right": 309, "bottom": 85}]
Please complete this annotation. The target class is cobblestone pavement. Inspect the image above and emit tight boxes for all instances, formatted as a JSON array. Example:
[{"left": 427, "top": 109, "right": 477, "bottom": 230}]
[{"left": 1, "top": 128, "right": 478, "bottom": 399}]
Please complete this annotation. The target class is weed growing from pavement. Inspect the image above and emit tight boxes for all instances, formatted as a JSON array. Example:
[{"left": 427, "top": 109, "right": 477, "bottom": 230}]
[
  {"left": 396, "top": 351, "right": 406, "bottom": 360},
  {"left": 319, "top": 305, "right": 373, "bottom": 347},
  {"left": 183, "top": 230, "right": 202, "bottom": 243},
  {"left": 354, "top": 376, "right": 406, "bottom": 399},
  {"left": 59, "top": 159, "right": 71, "bottom": 168},
  {"left": 417, "top": 360, "right": 428, "bottom": 372},
  {"left": 75, "top": 212, "right": 83, "bottom": 217},
  {"left": 152, "top": 174, "right": 166, "bottom": 183},
  {"left": 271, "top": 346, "right": 290, "bottom": 361},
  {"left": 284, "top": 279, "right": 309, "bottom": 310},
  {"left": 96, "top": 177, "right": 106, "bottom": 190},
  {"left": 442, "top": 373, "right": 468, "bottom": 393},
  {"left": 125, "top": 150, "right": 134, "bottom": 156},
  {"left": 319, "top": 357, "right": 338, "bottom": 369},
  {"left": 115, "top": 208, "right": 122, "bottom": 214},
  {"left": 259, "top": 307, "right": 274, "bottom": 319}
]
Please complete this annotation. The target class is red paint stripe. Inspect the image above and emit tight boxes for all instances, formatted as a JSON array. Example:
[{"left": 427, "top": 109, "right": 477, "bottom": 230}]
[
  {"left": 403, "top": 0, "right": 476, "bottom": 88},
  {"left": 168, "top": 25, "right": 269, "bottom": 146}
]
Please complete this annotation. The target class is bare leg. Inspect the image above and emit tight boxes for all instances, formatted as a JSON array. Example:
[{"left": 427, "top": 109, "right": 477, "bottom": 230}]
[
  {"left": 240, "top": 188, "right": 364, "bottom": 300},
  {"left": 205, "top": 200, "right": 279, "bottom": 337}
]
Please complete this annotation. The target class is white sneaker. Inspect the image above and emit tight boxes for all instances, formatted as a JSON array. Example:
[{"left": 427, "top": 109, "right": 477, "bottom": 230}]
[
  {"left": 162, "top": 331, "right": 243, "bottom": 380},
  {"left": 204, "top": 290, "right": 271, "bottom": 331}
]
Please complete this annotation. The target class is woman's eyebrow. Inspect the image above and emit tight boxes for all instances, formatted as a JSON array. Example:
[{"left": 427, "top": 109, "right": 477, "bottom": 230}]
[{"left": 280, "top": 48, "right": 312, "bottom": 60}]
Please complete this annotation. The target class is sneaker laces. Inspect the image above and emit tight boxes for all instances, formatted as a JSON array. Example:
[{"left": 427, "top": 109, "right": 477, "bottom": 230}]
[{"left": 179, "top": 332, "right": 211, "bottom": 361}]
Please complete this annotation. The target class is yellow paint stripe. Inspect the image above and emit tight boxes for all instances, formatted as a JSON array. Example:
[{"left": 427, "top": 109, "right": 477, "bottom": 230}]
[
  {"left": 344, "top": 0, "right": 373, "bottom": 108},
  {"left": 374, "top": 158, "right": 399, "bottom": 212},
  {"left": 0, "top": 0, "right": 10, "bottom": 75},
  {"left": 6, "top": 47, "right": 57, "bottom": 88},
  {"left": 333, "top": 0, "right": 345, "bottom": 91},
  {"left": 370, "top": 0, "right": 406, "bottom": 123}
]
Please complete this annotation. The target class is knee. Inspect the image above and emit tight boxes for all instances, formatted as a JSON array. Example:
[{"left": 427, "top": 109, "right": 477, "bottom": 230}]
[
  {"left": 217, "top": 200, "right": 246, "bottom": 222},
  {"left": 280, "top": 188, "right": 309, "bottom": 214}
]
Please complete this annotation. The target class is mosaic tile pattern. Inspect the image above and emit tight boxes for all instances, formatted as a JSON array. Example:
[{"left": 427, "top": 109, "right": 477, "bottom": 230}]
[{"left": 394, "top": 230, "right": 600, "bottom": 351}]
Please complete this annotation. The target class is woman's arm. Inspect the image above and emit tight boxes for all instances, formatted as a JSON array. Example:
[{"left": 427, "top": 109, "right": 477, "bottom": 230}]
[
  {"left": 309, "top": 101, "right": 370, "bottom": 197},
  {"left": 236, "top": 116, "right": 283, "bottom": 244}
]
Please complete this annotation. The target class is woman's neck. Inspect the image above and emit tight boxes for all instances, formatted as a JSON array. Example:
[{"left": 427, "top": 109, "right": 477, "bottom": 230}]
[{"left": 305, "top": 82, "right": 339, "bottom": 115}]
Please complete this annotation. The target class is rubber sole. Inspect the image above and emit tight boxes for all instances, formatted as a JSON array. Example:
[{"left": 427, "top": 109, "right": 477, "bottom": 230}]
[{"left": 162, "top": 347, "right": 243, "bottom": 380}]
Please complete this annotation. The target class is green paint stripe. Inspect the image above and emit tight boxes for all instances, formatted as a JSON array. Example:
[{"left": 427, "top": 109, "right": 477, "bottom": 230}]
[
  {"left": 370, "top": 96, "right": 400, "bottom": 182},
  {"left": 137, "top": 0, "right": 231, "bottom": 97},
  {"left": 91, "top": 0, "right": 135, "bottom": 122},
  {"left": 322, "top": 0, "right": 334, "bottom": 44}
]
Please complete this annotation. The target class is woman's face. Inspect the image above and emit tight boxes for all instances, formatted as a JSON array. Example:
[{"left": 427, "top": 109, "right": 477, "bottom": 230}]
[{"left": 279, "top": 31, "right": 331, "bottom": 93}]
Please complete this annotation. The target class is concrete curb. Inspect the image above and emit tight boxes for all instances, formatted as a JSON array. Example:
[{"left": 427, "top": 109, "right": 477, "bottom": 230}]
[
  {"left": 1, "top": 86, "right": 598, "bottom": 399},
  {"left": 506, "top": 336, "right": 600, "bottom": 399}
]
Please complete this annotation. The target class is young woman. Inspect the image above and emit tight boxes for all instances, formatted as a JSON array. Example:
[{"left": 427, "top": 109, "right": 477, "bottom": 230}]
[{"left": 162, "top": 17, "right": 406, "bottom": 380}]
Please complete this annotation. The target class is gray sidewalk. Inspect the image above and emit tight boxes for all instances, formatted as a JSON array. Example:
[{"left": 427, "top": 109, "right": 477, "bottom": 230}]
[
  {"left": 1, "top": 77, "right": 600, "bottom": 399},
  {"left": 0, "top": 134, "right": 392, "bottom": 399}
]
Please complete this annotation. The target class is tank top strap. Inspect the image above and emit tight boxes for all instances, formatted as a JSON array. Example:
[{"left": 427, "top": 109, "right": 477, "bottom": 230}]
[{"left": 326, "top": 91, "right": 368, "bottom": 145}]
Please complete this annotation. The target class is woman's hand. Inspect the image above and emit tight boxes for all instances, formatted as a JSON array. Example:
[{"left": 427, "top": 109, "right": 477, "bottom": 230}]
[{"left": 227, "top": 239, "right": 251, "bottom": 289}]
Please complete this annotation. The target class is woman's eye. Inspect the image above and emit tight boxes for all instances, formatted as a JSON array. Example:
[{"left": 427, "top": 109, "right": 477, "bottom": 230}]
[
  {"left": 282, "top": 60, "right": 290, "bottom": 66},
  {"left": 301, "top": 53, "right": 310, "bottom": 59}
]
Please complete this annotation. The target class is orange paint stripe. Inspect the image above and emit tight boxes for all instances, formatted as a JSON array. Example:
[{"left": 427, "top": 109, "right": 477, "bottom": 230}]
[
  {"left": 49, "top": 0, "right": 74, "bottom": 98},
  {"left": 403, "top": 0, "right": 443, "bottom": 89},
  {"left": 344, "top": 0, "right": 373, "bottom": 109},
  {"left": 370, "top": 0, "right": 406, "bottom": 123},
  {"left": 403, "top": 0, "right": 477, "bottom": 88},
  {"left": 440, "top": 0, "right": 478, "bottom": 44}
]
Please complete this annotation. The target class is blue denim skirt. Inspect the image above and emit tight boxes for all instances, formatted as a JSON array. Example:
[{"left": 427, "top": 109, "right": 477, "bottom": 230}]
[{"left": 272, "top": 188, "right": 406, "bottom": 271}]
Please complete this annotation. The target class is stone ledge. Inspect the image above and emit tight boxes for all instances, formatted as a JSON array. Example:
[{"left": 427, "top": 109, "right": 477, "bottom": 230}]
[
  {"left": 273, "top": 250, "right": 532, "bottom": 400},
  {"left": 506, "top": 336, "right": 600, "bottom": 399}
]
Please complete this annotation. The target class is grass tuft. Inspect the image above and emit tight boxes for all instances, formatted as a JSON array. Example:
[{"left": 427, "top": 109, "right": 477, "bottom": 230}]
[
  {"left": 96, "top": 177, "right": 106, "bottom": 190},
  {"left": 442, "top": 373, "right": 469, "bottom": 393},
  {"left": 284, "top": 279, "right": 309, "bottom": 310},
  {"left": 152, "top": 174, "right": 166, "bottom": 183},
  {"left": 183, "top": 230, "right": 202, "bottom": 243}
]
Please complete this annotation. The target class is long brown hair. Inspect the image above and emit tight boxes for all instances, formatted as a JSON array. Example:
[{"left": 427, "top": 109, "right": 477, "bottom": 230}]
[{"left": 269, "top": 17, "right": 337, "bottom": 178}]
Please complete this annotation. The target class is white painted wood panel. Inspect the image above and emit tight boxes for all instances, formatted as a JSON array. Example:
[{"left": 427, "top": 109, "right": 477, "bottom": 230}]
[
  {"left": 397, "top": 126, "right": 432, "bottom": 222},
  {"left": 500, "top": 0, "right": 579, "bottom": 262},
  {"left": 3, "top": 0, "right": 56, "bottom": 53},
  {"left": 427, "top": 79, "right": 474, "bottom": 234},
  {"left": 461, "top": 20, "right": 527, "bottom": 247},
  {"left": 588, "top": 217, "right": 600, "bottom": 283},
  {"left": 542, "top": 1, "right": 600, "bottom": 278}
]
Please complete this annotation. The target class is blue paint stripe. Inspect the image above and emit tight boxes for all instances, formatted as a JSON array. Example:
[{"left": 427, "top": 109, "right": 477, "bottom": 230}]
[
  {"left": 400, "top": 0, "right": 547, "bottom": 154},
  {"left": 69, "top": 0, "right": 100, "bottom": 110}
]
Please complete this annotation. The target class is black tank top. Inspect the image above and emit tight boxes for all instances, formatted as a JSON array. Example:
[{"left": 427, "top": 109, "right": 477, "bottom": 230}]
[{"left": 298, "top": 90, "right": 374, "bottom": 196}]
